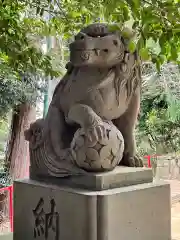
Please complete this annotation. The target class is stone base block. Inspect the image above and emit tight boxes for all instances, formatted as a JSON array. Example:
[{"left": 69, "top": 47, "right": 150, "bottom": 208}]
[
  {"left": 30, "top": 166, "right": 153, "bottom": 190},
  {"left": 14, "top": 177, "right": 171, "bottom": 240}
]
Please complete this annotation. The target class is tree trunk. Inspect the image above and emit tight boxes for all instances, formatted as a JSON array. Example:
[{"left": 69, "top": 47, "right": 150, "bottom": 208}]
[{"left": 5, "top": 103, "right": 36, "bottom": 181}]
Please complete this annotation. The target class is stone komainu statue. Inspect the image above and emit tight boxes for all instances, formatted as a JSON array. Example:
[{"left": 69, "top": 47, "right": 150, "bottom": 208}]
[{"left": 25, "top": 23, "right": 143, "bottom": 178}]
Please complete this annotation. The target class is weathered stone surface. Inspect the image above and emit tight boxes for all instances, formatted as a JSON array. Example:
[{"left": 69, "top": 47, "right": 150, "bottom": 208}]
[
  {"left": 24, "top": 23, "right": 143, "bottom": 179},
  {"left": 70, "top": 122, "right": 124, "bottom": 171},
  {"left": 69, "top": 166, "right": 153, "bottom": 190},
  {"left": 30, "top": 166, "right": 153, "bottom": 191},
  {"left": 97, "top": 181, "right": 171, "bottom": 240},
  {"left": 14, "top": 179, "right": 97, "bottom": 240},
  {"left": 14, "top": 172, "right": 171, "bottom": 240}
]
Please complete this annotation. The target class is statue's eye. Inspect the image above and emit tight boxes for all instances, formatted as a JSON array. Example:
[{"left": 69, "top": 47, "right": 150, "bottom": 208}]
[
  {"left": 103, "top": 49, "right": 108, "bottom": 53},
  {"left": 113, "top": 40, "right": 118, "bottom": 46},
  {"left": 75, "top": 33, "right": 85, "bottom": 40}
]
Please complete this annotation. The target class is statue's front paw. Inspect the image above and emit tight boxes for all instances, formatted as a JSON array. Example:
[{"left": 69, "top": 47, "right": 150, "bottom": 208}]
[
  {"left": 120, "top": 154, "right": 144, "bottom": 167},
  {"left": 86, "top": 123, "right": 107, "bottom": 142},
  {"left": 134, "top": 155, "right": 144, "bottom": 167}
]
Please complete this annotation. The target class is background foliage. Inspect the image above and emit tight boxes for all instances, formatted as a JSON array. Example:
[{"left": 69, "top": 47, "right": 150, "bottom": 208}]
[
  {"left": 137, "top": 63, "right": 180, "bottom": 156},
  {"left": 0, "top": 0, "right": 180, "bottom": 183},
  {"left": 26, "top": 0, "right": 180, "bottom": 65}
]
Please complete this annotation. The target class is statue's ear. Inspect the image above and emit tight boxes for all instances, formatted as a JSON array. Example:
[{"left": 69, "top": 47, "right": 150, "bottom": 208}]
[
  {"left": 65, "top": 62, "right": 74, "bottom": 74},
  {"left": 120, "top": 27, "right": 136, "bottom": 51}
]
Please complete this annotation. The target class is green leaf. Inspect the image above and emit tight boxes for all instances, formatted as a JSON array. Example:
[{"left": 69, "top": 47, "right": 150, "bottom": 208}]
[
  {"left": 121, "top": 27, "right": 134, "bottom": 39},
  {"left": 137, "top": 37, "right": 145, "bottom": 50},
  {"left": 155, "top": 58, "right": 161, "bottom": 72},
  {"left": 108, "top": 24, "right": 121, "bottom": 32},
  {"left": 128, "top": 40, "right": 136, "bottom": 53},
  {"left": 158, "top": 54, "right": 166, "bottom": 64},
  {"left": 133, "top": 0, "right": 140, "bottom": 8},
  {"left": 139, "top": 48, "right": 150, "bottom": 61},
  {"left": 171, "top": 44, "right": 178, "bottom": 61},
  {"left": 122, "top": 6, "right": 130, "bottom": 21}
]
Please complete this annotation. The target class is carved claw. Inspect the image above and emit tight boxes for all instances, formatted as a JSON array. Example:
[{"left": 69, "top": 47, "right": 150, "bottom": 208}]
[
  {"left": 86, "top": 123, "right": 107, "bottom": 142},
  {"left": 134, "top": 155, "right": 144, "bottom": 167},
  {"left": 120, "top": 154, "right": 144, "bottom": 167}
]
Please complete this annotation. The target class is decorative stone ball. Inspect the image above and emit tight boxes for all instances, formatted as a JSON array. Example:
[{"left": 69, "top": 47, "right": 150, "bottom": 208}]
[{"left": 70, "top": 121, "right": 124, "bottom": 172}]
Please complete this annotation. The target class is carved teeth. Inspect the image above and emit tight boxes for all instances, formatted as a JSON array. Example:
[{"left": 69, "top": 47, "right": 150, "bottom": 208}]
[
  {"left": 94, "top": 49, "right": 100, "bottom": 56},
  {"left": 124, "top": 53, "right": 129, "bottom": 63},
  {"left": 121, "top": 63, "right": 127, "bottom": 72}
]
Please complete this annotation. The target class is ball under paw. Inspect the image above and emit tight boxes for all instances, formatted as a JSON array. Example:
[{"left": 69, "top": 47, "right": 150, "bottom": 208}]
[{"left": 70, "top": 121, "right": 124, "bottom": 172}]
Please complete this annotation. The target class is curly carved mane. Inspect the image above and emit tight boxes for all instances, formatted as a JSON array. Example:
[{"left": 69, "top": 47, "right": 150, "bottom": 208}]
[{"left": 113, "top": 50, "right": 141, "bottom": 104}]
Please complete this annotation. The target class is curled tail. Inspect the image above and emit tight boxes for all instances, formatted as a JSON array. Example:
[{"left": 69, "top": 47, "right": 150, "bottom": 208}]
[{"left": 25, "top": 119, "right": 86, "bottom": 178}]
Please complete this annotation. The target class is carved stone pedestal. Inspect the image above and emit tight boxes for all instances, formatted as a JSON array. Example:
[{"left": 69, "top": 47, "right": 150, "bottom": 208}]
[{"left": 13, "top": 167, "right": 171, "bottom": 240}]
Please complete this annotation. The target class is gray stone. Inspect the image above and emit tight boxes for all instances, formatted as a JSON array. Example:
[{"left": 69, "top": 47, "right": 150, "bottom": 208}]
[
  {"left": 30, "top": 166, "right": 153, "bottom": 191},
  {"left": 14, "top": 168, "right": 171, "bottom": 240},
  {"left": 97, "top": 181, "right": 171, "bottom": 240}
]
